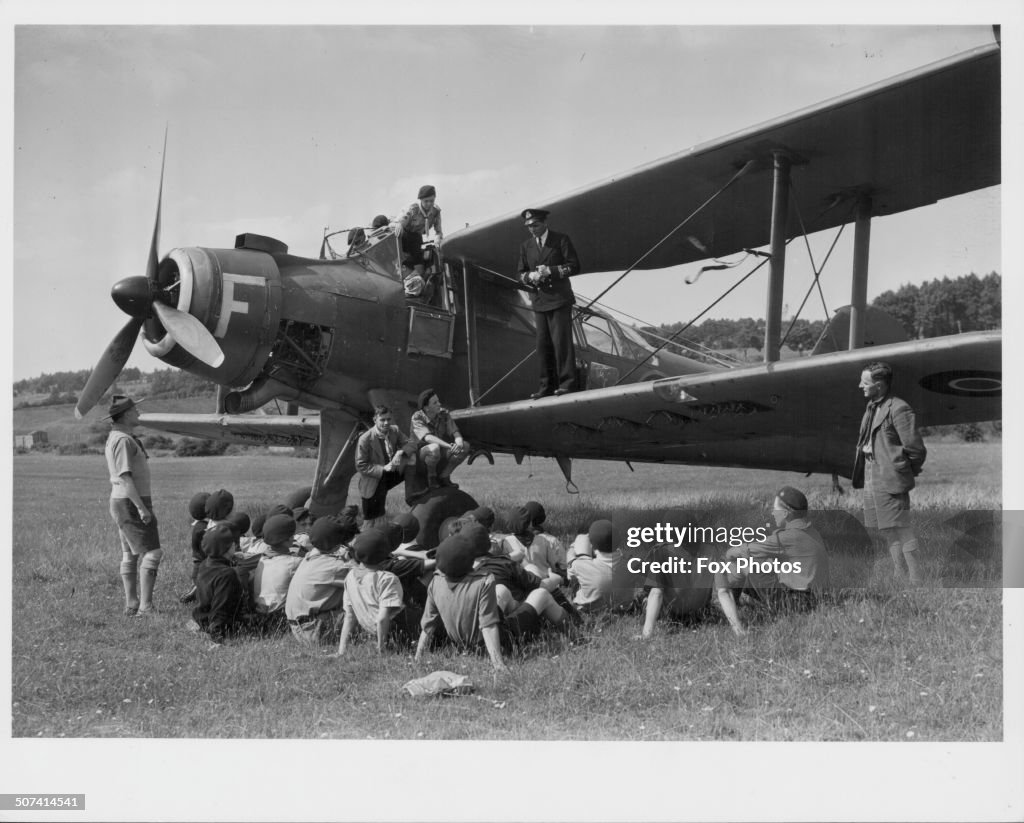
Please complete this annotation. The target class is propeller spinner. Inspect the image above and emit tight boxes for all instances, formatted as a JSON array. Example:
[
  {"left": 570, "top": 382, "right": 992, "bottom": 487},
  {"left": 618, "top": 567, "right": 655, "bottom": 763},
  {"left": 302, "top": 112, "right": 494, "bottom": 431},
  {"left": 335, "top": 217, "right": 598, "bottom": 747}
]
[{"left": 75, "top": 134, "right": 225, "bottom": 419}]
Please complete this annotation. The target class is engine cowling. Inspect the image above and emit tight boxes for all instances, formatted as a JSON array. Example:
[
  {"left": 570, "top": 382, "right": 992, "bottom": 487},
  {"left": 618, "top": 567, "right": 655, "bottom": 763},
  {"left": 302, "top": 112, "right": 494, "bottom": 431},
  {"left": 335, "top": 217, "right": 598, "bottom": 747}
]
[{"left": 142, "top": 244, "right": 282, "bottom": 388}]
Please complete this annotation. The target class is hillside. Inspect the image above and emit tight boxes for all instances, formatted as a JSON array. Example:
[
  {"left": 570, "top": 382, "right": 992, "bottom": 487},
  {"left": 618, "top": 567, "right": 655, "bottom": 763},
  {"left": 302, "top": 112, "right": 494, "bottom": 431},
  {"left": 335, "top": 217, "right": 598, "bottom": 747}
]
[{"left": 13, "top": 393, "right": 221, "bottom": 443}]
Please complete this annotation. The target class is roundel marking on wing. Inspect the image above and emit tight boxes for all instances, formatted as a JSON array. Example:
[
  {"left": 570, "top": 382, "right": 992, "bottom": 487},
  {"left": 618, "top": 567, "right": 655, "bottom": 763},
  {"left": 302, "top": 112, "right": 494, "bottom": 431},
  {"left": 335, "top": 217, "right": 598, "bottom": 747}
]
[{"left": 919, "top": 370, "right": 1001, "bottom": 397}]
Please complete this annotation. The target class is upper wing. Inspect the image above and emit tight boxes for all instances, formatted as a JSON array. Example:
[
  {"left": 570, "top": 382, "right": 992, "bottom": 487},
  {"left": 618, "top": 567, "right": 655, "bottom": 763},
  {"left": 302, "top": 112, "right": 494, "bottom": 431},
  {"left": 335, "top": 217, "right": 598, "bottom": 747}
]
[
  {"left": 452, "top": 332, "right": 1000, "bottom": 477},
  {"left": 444, "top": 43, "right": 999, "bottom": 277},
  {"left": 138, "top": 412, "right": 321, "bottom": 448}
]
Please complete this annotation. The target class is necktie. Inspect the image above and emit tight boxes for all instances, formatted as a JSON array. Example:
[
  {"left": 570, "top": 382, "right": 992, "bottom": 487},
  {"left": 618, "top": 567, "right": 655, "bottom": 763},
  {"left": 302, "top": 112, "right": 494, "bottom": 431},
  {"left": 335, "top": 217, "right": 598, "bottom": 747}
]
[
  {"left": 132, "top": 436, "right": 149, "bottom": 458},
  {"left": 857, "top": 402, "right": 876, "bottom": 449},
  {"left": 537, "top": 237, "right": 542, "bottom": 249},
  {"left": 381, "top": 435, "right": 394, "bottom": 460}
]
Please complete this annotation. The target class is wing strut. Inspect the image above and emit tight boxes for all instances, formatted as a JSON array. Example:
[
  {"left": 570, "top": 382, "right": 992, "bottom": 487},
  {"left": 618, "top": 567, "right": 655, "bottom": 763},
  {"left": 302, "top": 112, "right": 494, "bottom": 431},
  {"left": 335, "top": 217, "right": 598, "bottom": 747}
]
[
  {"left": 764, "top": 151, "right": 791, "bottom": 363},
  {"left": 848, "top": 195, "right": 873, "bottom": 350},
  {"left": 462, "top": 263, "right": 481, "bottom": 405}
]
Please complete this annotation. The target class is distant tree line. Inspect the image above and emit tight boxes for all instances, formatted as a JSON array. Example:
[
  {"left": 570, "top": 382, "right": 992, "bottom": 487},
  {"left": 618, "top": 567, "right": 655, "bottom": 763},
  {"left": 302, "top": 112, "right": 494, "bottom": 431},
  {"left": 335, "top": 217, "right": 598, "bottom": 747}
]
[
  {"left": 13, "top": 366, "right": 216, "bottom": 407},
  {"left": 13, "top": 367, "right": 142, "bottom": 397},
  {"left": 871, "top": 271, "right": 1000, "bottom": 339},
  {"left": 641, "top": 317, "right": 826, "bottom": 357},
  {"left": 640, "top": 271, "right": 1000, "bottom": 355}
]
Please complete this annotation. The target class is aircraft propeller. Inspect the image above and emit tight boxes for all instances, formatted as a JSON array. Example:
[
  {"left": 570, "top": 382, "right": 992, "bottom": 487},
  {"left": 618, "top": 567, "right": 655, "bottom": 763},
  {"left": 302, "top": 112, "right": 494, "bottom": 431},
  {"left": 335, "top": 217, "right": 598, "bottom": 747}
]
[{"left": 75, "top": 134, "right": 225, "bottom": 419}]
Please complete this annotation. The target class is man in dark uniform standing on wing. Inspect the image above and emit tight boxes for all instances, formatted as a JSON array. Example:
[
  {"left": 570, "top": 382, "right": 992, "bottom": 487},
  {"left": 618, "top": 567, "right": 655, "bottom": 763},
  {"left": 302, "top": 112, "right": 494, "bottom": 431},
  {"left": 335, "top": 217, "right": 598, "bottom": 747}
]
[{"left": 517, "top": 208, "right": 582, "bottom": 398}]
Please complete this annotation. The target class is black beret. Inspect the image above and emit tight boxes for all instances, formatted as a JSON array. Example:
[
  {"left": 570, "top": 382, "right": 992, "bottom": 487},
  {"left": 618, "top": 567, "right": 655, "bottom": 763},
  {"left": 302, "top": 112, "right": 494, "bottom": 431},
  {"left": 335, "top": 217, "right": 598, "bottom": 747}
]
[
  {"left": 188, "top": 492, "right": 210, "bottom": 521},
  {"left": 776, "top": 486, "right": 808, "bottom": 512},
  {"left": 309, "top": 517, "right": 348, "bottom": 553},
  {"left": 202, "top": 522, "right": 237, "bottom": 559},
  {"left": 353, "top": 530, "right": 393, "bottom": 566},
  {"left": 588, "top": 519, "right": 614, "bottom": 553},
  {"left": 468, "top": 507, "right": 495, "bottom": 530},
  {"left": 418, "top": 388, "right": 437, "bottom": 409},
  {"left": 263, "top": 514, "right": 297, "bottom": 546},
  {"left": 205, "top": 489, "right": 235, "bottom": 521},
  {"left": 523, "top": 500, "right": 546, "bottom": 527},
  {"left": 226, "top": 511, "right": 251, "bottom": 537}
]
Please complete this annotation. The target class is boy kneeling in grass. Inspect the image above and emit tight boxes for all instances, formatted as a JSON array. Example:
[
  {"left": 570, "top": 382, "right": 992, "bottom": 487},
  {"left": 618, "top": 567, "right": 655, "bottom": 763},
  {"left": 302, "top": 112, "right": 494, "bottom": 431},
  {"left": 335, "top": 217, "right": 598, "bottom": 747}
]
[
  {"left": 337, "top": 530, "right": 416, "bottom": 657},
  {"left": 415, "top": 522, "right": 508, "bottom": 674},
  {"left": 190, "top": 522, "right": 244, "bottom": 646}
]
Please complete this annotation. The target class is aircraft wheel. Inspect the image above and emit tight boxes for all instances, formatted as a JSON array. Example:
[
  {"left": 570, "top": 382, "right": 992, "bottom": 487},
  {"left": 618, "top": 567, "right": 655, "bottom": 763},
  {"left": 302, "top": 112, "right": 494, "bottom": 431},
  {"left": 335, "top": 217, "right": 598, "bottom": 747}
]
[{"left": 410, "top": 487, "right": 479, "bottom": 549}]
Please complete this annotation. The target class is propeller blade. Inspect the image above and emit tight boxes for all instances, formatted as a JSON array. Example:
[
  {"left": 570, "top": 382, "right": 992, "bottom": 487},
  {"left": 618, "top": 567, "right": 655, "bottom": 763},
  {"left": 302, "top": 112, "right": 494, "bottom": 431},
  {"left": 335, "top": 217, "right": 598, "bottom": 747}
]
[
  {"left": 152, "top": 301, "right": 225, "bottom": 368},
  {"left": 75, "top": 317, "right": 144, "bottom": 419},
  {"left": 146, "top": 127, "right": 168, "bottom": 284}
]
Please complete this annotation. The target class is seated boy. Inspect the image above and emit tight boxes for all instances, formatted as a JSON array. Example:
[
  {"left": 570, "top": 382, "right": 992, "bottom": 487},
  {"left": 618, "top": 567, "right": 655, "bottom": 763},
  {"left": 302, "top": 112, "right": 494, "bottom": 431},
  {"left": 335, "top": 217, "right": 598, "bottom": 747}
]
[
  {"left": 567, "top": 519, "right": 637, "bottom": 614},
  {"left": 499, "top": 508, "right": 532, "bottom": 564},
  {"left": 252, "top": 513, "right": 304, "bottom": 629},
  {"left": 522, "top": 500, "right": 567, "bottom": 580},
  {"left": 179, "top": 490, "right": 210, "bottom": 604},
  {"left": 292, "top": 507, "right": 315, "bottom": 552},
  {"left": 191, "top": 523, "right": 245, "bottom": 646},
  {"left": 337, "top": 530, "right": 413, "bottom": 657},
  {"left": 226, "top": 511, "right": 251, "bottom": 542},
  {"left": 715, "top": 486, "right": 831, "bottom": 635},
  {"left": 415, "top": 523, "right": 508, "bottom": 673},
  {"left": 284, "top": 515, "right": 358, "bottom": 648},
  {"left": 636, "top": 542, "right": 713, "bottom": 640},
  {"left": 239, "top": 514, "right": 268, "bottom": 557},
  {"left": 469, "top": 522, "right": 576, "bottom": 643},
  {"left": 466, "top": 506, "right": 507, "bottom": 558},
  {"left": 377, "top": 514, "right": 434, "bottom": 609}
]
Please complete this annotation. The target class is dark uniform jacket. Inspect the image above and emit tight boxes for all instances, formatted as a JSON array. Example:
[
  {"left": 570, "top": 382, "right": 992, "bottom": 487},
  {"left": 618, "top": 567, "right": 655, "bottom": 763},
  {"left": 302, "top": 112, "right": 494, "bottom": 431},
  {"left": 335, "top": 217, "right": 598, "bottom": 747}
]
[
  {"left": 192, "top": 556, "right": 244, "bottom": 642},
  {"left": 517, "top": 229, "right": 582, "bottom": 312},
  {"left": 852, "top": 395, "right": 927, "bottom": 493}
]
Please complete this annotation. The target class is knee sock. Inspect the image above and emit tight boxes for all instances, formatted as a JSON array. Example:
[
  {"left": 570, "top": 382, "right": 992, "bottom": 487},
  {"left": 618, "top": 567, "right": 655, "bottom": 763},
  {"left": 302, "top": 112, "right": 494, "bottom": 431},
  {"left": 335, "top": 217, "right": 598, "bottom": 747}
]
[
  {"left": 120, "top": 553, "right": 139, "bottom": 608},
  {"left": 902, "top": 538, "right": 922, "bottom": 582},
  {"left": 139, "top": 549, "right": 163, "bottom": 610},
  {"left": 888, "top": 540, "right": 905, "bottom": 576}
]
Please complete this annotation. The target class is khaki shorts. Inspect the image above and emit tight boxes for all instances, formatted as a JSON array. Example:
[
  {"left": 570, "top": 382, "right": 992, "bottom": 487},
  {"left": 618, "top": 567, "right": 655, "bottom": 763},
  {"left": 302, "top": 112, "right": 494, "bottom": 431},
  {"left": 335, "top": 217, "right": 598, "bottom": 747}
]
[
  {"left": 110, "top": 496, "right": 161, "bottom": 555},
  {"left": 863, "top": 469, "right": 912, "bottom": 530}
]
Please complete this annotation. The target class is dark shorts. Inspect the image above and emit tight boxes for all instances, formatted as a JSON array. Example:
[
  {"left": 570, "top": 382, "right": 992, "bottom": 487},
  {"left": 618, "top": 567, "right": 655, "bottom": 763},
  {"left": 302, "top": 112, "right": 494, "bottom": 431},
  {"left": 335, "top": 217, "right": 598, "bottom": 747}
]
[
  {"left": 109, "top": 496, "right": 161, "bottom": 555},
  {"left": 500, "top": 602, "right": 540, "bottom": 651},
  {"left": 863, "top": 467, "right": 912, "bottom": 530},
  {"left": 362, "top": 472, "right": 405, "bottom": 520}
]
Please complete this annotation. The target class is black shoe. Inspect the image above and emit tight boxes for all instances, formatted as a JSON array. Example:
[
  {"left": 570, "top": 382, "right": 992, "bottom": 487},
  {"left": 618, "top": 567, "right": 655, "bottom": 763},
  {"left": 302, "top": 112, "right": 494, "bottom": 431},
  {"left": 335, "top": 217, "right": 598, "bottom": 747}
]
[
  {"left": 178, "top": 586, "right": 197, "bottom": 604},
  {"left": 438, "top": 478, "right": 459, "bottom": 489},
  {"left": 529, "top": 389, "right": 552, "bottom": 400}
]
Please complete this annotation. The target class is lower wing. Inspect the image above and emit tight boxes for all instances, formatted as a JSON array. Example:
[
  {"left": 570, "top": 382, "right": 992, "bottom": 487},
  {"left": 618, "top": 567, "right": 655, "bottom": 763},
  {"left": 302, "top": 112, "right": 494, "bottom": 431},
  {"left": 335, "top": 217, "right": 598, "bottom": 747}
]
[{"left": 452, "top": 331, "right": 1000, "bottom": 478}]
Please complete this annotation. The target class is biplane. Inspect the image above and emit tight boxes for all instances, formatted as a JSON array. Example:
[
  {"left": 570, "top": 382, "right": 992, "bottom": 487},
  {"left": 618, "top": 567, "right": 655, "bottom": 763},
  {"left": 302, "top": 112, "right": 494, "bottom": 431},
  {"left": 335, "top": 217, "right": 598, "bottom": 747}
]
[{"left": 75, "top": 41, "right": 1001, "bottom": 541}]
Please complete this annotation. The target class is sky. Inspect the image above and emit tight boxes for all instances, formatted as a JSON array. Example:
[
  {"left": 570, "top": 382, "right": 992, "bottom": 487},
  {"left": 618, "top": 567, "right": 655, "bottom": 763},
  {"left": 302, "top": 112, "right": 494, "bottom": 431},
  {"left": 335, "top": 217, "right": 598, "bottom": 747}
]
[{"left": 8, "top": 21, "right": 1009, "bottom": 380}]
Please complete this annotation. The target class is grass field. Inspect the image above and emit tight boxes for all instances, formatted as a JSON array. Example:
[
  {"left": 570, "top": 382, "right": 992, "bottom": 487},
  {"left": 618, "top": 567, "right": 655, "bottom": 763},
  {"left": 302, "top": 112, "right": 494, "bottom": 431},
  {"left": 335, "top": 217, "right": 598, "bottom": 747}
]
[{"left": 11, "top": 443, "right": 1003, "bottom": 741}]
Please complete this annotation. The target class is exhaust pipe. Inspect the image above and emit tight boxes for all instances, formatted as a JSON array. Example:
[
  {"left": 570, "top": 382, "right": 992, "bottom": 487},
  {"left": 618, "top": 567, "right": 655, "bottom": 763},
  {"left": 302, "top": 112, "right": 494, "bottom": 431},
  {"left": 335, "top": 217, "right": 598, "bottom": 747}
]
[{"left": 223, "top": 375, "right": 301, "bottom": 414}]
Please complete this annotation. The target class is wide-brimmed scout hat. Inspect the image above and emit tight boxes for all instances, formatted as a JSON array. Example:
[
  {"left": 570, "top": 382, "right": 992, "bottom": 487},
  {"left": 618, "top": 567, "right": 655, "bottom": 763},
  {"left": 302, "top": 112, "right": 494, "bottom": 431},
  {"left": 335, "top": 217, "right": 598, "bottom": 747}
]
[{"left": 103, "top": 394, "right": 145, "bottom": 420}]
